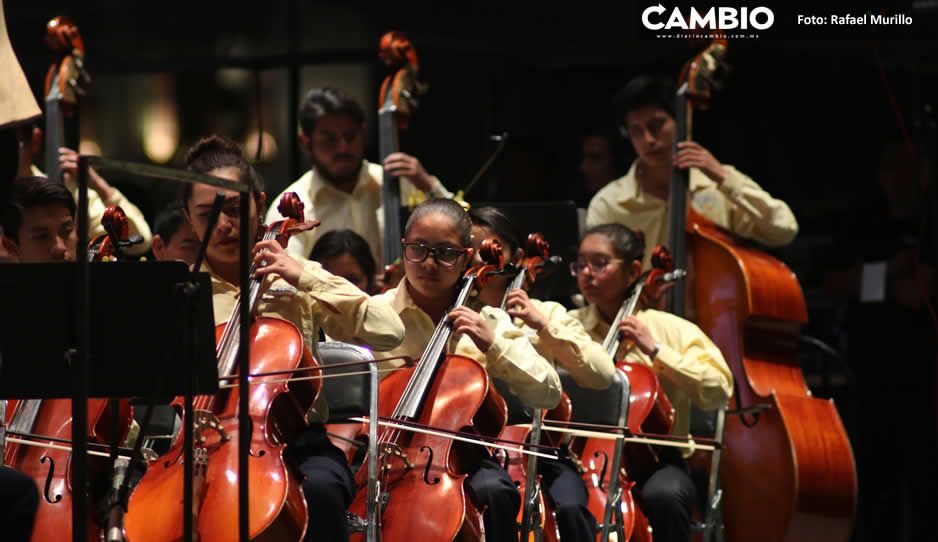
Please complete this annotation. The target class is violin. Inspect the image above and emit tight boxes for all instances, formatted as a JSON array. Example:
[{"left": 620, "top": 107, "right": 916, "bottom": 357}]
[
  {"left": 348, "top": 239, "right": 511, "bottom": 542},
  {"left": 124, "top": 193, "right": 322, "bottom": 542},
  {"left": 376, "top": 30, "right": 427, "bottom": 291},
  {"left": 43, "top": 16, "right": 89, "bottom": 184},
  {"left": 668, "top": 40, "right": 857, "bottom": 542},
  {"left": 3, "top": 206, "right": 134, "bottom": 542}
]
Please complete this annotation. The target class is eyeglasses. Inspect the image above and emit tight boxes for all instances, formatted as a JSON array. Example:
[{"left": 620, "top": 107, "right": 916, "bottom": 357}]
[
  {"left": 569, "top": 256, "right": 624, "bottom": 276},
  {"left": 402, "top": 242, "right": 467, "bottom": 267}
]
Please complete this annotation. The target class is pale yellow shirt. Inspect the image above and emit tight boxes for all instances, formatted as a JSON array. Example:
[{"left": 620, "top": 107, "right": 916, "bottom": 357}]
[
  {"left": 585, "top": 162, "right": 798, "bottom": 268},
  {"left": 31, "top": 164, "right": 153, "bottom": 255},
  {"left": 569, "top": 304, "right": 733, "bottom": 438},
  {"left": 374, "top": 279, "right": 562, "bottom": 410},
  {"left": 265, "top": 161, "right": 452, "bottom": 265},
  {"left": 208, "top": 258, "right": 405, "bottom": 421},
  {"left": 484, "top": 297, "right": 615, "bottom": 390}
]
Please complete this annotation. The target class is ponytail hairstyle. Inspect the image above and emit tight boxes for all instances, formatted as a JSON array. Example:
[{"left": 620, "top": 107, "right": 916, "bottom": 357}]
[
  {"left": 582, "top": 223, "right": 645, "bottom": 264},
  {"left": 404, "top": 197, "right": 472, "bottom": 247}
]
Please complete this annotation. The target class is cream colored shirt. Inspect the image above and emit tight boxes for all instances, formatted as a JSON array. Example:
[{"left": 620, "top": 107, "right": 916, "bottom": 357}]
[
  {"left": 208, "top": 258, "right": 405, "bottom": 421},
  {"left": 265, "top": 161, "right": 452, "bottom": 265},
  {"left": 30, "top": 164, "right": 153, "bottom": 255},
  {"left": 585, "top": 162, "right": 798, "bottom": 268},
  {"left": 482, "top": 297, "right": 615, "bottom": 390},
  {"left": 569, "top": 304, "right": 732, "bottom": 438},
  {"left": 374, "top": 280, "right": 562, "bottom": 410}
]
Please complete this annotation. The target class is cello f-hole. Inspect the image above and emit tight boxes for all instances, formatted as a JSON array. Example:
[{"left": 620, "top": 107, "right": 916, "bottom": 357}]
[
  {"left": 594, "top": 450, "right": 609, "bottom": 491},
  {"left": 420, "top": 446, "right": 440, "bottom": 485},
  {"left": 39, "top": 455, "right": 62, "bottom": 504}
]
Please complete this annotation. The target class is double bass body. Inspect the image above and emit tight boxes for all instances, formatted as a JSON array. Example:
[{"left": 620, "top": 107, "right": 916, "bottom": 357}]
[{"left": 691, "top": 221, "right": 857, "bottom": 542}]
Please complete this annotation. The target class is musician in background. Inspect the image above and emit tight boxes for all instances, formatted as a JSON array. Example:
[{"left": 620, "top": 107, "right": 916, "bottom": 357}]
[
  {"left": 586, "top": 75, "right": 798, "bottom": 267},
  {"left": 569, "top": 223, "right": 732, "bottom": 542},
  {"left": 0, "top": 466, "right": 38, "bottom": 541},
  {"left": 309, "top": 229, "right": 377, "bottom": 294},
  {"left": 1, "top": 175, "right": 76, "bottom": 262},
  {"left": 824, "top": 138, "right": 937, "bottom": 542},
  {"left": 24, "top": 145, "right": 152, "bottom": 255},
  {"left": 150, "top": 204, "right": 199, "bottom": 265},
  {"left": 570, "top": 129, "right": 624, "bottom": 209},
  {"left": 180, "top": 135, "right": 405, "bottom": 542},
  {"left": 265, "top": 87, "right": 452, "bottom": 265},
  {"left": 374, "top": 198, "right": 562, "bottom": 542},
  {"left": 469, "top": 206, "right": 615, "bottom": 541}
]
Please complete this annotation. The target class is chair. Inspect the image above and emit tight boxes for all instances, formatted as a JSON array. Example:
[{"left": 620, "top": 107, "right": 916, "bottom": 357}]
[
  {"left": 317, "top": 341, "right": 380, "bottom": 542},
  {"left": 556, "top": 368, "right": 631, "bottom": 542}
]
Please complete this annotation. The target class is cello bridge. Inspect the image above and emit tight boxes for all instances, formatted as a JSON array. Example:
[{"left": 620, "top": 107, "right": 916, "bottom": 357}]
[
  {"left": 378, "top": 443, "right": 413, "bottom": 471},
  {"left": 192, "top": 410, "right": 230, "bottom": 446}
]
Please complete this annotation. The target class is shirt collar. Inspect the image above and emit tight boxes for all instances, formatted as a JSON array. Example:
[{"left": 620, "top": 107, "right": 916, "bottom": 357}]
[
  {"left": 388, "top": 277, "right": 421, "bottom": 315},
  {"left": 308, "top": 160, "right": 378, "bottom": 201}
]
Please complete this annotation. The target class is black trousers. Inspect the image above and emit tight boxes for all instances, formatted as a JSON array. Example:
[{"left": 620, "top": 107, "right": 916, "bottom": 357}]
[
  {"left": 538, "top": 458, "right": 598, "bottom": 542},
  {"left": 466, "top": 457, "right": 520, "bottom": 542},
  {"left": 0, "top": 465, "right": 39, "bottom": 542},
  {"left": 291, "top": 425, "right": 355, "bottom": 542},
  {"left": 635, "top": 451, "right": 696, "bottom": 542}
]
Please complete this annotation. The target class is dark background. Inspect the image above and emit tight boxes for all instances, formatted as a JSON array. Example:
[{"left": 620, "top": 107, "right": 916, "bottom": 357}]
[{"left": 5, "top": 1, "right": 938, "bottom": 540}]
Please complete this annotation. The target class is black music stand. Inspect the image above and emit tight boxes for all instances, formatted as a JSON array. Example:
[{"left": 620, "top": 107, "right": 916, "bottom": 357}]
[
  {"left": 0, "top": 262, "right": 217, "bottom": 399},
  {"left": 0, "top": 262, "right": 218, "bottom": 540}
]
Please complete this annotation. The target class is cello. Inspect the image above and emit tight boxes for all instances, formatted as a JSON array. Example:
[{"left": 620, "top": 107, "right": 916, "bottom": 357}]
[
  {"left": 571, "top": 245, "right": 683, "bottom": 542},
  {"left": 493, "top": 232, "right": 563, "bottom": 542},
  {"left": 124, "top": 193, "right": 322, "bottom": 542},
  {"left": 3, "top": 206, "right": 134, "bottom": 542},
  {"left": 348, "top": 239, "right": 512, "bottom": 542},
  {"left": 43, "top": 15, "right": 89, "bottom": 184},
  {"left": 377, "top": 30, "right": 427, "bottom": 289},
  {"left": 668, "top": 40, "right": 857, "bottom": 541}
]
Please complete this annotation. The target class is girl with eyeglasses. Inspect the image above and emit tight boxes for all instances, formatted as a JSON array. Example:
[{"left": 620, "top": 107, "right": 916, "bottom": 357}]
[
  {"left": 569, "top": 222, "right": 733, "bottom": 542},
  {"left": 468, "top": 206, "right": 615, "bottom": 542},
  {"left": 373, "top": 198, "right": 561, "bottom": 542}
]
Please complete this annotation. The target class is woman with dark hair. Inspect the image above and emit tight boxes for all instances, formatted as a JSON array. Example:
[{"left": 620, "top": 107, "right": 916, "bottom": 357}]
[
  {"left": 569, "top": 222, "right": 733, "bottom": 542},
  {"left": 309, "top": 229, "right": 377, "bottom": 293},
  {"left": 372, "top": 197, "right": 561, "bottom": 542},
  {"left": 468, "top": 206, "right": 615, "bottom": 541},
  {"left": 128, "top": 135, "right": 404, "bottom": 542}
]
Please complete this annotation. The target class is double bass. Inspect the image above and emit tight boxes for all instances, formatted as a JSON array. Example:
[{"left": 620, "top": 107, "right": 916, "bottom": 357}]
[
  {"left": 348, "top": 239, "right": 511, "bottom": 541},
  {"left": 3, "top": 206, "right": 134, "bottom": 542},
  {"left": 124, "top": 193, "right": 322, "bottom": 542},
  {"left": 43, "top": 15, "right": 89, "bottom": 184},
  {"left": 668, "top": 40, "right": 857, "bottom": 541},
  {"left": 377, "top": 30, "right": 427, "bottom": 288}
]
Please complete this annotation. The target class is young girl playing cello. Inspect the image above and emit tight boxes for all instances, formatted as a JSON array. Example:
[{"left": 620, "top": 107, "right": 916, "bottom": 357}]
[
  {"left": 468, "top": 205, "right": 615, "bottom": 542},
  {"left": 569, "top": 223, "right": 732, "bottom": 542},
  {"left": 373, "top": 198, "right": 561, "bottom": 542}
]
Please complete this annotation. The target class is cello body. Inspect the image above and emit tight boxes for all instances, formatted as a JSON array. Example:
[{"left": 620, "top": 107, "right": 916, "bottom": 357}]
[
  {"left": 349, "top": 354, "right": 507, "bottom": 542},
  {"left": 690, "top": 219, "right": 857, "bottom": 542},
  {"left": 124, "top": 317, "right": 320, "bottom": 542},
  {"left": 4, "top": 398, "right": 131, "bottom": 542}
]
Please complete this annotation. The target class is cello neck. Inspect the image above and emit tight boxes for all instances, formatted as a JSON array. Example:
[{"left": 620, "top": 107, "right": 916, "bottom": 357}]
[
  {"left": 667, "top": 85, "right": 690, "bottom": 317},
  {"left": 499, "top": 266, "right": 527, "bottom": 310},
  {"left": 215, "top": 228, "right": 278, "bottom": 379},
  {"left": 603, "top": 280, "right": 646, "bottom": 357},
  {"left": 393, "top": 274, "right": 478, "bottom": 421}
]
